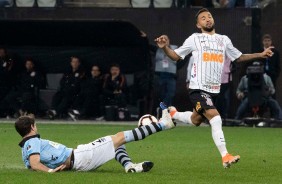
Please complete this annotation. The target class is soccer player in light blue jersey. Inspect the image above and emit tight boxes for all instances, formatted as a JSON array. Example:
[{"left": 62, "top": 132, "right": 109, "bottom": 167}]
[{"left": 15, "top": 110, "right": 175, "bottom": 173}]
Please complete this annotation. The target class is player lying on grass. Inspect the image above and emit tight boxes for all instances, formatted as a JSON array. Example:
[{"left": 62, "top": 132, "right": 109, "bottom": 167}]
[{"left": 15, "top": 109, "right": 175, "bottom": 173}]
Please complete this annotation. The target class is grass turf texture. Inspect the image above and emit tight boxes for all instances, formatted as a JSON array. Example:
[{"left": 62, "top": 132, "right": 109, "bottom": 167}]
[{"left": 0, "top": 123, "right": 282, "bottom": 184}]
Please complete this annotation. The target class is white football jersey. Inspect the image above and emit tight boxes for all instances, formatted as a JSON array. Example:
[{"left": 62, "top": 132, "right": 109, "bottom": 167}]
[{"left": 174, "top": 33, "right": 242, "bottom": 93}]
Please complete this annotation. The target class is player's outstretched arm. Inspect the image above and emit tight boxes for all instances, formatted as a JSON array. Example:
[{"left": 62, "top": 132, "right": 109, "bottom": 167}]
[
  {"left": 237, "top": 47, "right": 274, "bottom": 62},
  {"left": 29, "top": 154, "right": 66, "bottom": 173},
  {"left": 155, "top": 35, "right": 181, "bottom": 61}
]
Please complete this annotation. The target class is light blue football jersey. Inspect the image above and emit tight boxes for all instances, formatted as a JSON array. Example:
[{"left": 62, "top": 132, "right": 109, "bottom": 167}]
[{"left": 19, "top": 135, "right": 72, "bottom": 169}]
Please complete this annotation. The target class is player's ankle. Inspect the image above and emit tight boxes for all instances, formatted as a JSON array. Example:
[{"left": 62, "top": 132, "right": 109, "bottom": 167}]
[
  {"left": 170, "top": 110, "right": 177, "bottom": 117},
  {"left": 124, "top": 162, "right": 133, "bottom": 171},
  {"left": 221, "top": 152, "right": 229, "bottom": 158},
  {"left": 168, "top": 107, "right": 177, "bottom": 117}
]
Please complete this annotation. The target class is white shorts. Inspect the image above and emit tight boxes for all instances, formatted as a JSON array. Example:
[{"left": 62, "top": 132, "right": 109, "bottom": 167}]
[{"left": 72, "top": 136, "right": 115, "bottom": 171}]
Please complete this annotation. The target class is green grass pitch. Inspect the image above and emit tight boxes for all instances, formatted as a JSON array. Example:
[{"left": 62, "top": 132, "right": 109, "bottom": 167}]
[{"left": 1, "top": 123, "right": 282, "bottom": 184}]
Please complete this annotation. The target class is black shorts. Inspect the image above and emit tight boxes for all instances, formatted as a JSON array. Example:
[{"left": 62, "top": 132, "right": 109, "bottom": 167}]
[{"left": 189, "top": 89, "right": 218, "bottom": 116}]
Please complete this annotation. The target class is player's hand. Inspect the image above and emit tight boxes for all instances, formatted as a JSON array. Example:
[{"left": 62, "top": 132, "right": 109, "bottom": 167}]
[
  {"left": 261, "top": 46, "right": 274, "bottom": 58},
  {"left": 237, "top": 92, "right": 244, "bottom": 100},
  {"left": 49, "top": 164, "right": 66, "bottom": 173},
  {"left": 154, "top": 35, "right": 169, "bottom": 48},
  {"left": 113, "top": 90, "right": 121, "bottom": 94}
]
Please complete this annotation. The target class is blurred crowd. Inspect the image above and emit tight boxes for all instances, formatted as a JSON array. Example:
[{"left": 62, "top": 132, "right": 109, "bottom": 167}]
[
  {"left": 0, "top": 0, "right": 274, "bottom": 8},
  {"left": 0, "top": 47, "right": 130, "bottom": 121}
]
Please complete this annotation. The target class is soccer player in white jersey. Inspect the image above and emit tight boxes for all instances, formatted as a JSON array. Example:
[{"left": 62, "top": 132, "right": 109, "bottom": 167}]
[
  {"left": 155, "top": 8, "right": 274, "bottom": 168},
  {"left": 15, "top": 111, "right": 175, "bottom": 173}
]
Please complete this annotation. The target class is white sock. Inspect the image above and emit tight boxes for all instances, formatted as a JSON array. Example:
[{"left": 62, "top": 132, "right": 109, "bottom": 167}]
[
  {"left": 173, "top": 111, "right": 193, "bottom": 125},
  {"left": 209, "top": 115, "right": 228, "bottom": 157}
]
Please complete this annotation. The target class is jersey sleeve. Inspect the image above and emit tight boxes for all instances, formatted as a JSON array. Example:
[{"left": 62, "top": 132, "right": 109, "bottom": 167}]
[
  {"left": 174, "top": 35, "right": 195, "bottom": 60},
  {"left": 224, "top": 36, "right": 242, "bottom": 62},
  {"left": 25, "top": 138, "right": 41, "bottom": 157}
]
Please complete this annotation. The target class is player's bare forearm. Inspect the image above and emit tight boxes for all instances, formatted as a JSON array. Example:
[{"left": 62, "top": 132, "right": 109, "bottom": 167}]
[
  {"left": 30, "top": 162, "right": 66, "bottom": 173},
  {"left": 163, "top": 46, "right": 181, "bottom": 61},
  {"left": 31, "top": 163, "right": 51, "bottom": 172},
  {"left": 30, "top": 159, "right": 52, "bottom": 172},
  {"left": 29, "top": 154, "right": 65, "bottom": 173},
  {"left": 236, "top": 53, "right": 263, "bottom": 63},
  {"left": 237, "top": 47, "right": 274, "bottom": 62}
]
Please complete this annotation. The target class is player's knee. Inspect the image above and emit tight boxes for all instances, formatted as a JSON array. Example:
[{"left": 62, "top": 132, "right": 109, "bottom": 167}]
[
  {"left": 192, "top": 120, "right": 202, "bottom": 126},
  {"left": 111, "top": 132, "right": 126, "bottom": 149},
  {"left": 205, "top": 109, "right": 220, "bottom": 120},
  {"left": 191, "top": 114, "right": 203, "bottom": 126}
]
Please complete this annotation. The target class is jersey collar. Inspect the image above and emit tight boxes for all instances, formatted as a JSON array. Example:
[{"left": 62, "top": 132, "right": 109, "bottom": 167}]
[
  {"left": 202, "top": 32, "right": 216, "bottom": 36},
  {"left": 18, "top": 134, "right": 40, "bottom": 147}
]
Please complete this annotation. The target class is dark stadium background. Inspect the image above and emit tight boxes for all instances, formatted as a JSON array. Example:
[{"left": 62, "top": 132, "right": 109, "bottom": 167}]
[{"left": 0, "top": 2, "right": 281, "bottom": 117}]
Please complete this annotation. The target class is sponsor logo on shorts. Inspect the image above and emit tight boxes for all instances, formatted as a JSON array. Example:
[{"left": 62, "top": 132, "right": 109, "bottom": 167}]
[
  {"left": 91, "top": 138, "right": 106, "bottom": 146},
  {"left": 206, "top": 98, "right": 213, "bottom": 106},
  {"left": 200, "top": 92, "right": 214, "bottom": 106},
  {"left": 196, "top": 102, "right": 201, "bottom": 112}
]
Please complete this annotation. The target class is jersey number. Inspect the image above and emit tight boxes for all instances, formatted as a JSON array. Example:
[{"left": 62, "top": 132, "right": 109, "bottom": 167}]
[
  {"left": 91, "top": 138, "right": 106, "bottom": 146},
  {"left": 49, "top": 141, "right": 60, "bottom": 149}
]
